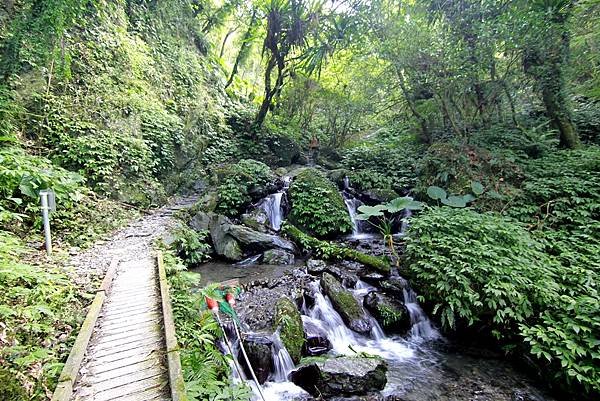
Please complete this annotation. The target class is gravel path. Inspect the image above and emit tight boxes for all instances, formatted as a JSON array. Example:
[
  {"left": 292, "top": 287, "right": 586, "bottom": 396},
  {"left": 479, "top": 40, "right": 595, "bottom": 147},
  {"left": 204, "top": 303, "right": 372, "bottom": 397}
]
[{"left": 66, "top": 195, "right": 198, "bottom": 292}]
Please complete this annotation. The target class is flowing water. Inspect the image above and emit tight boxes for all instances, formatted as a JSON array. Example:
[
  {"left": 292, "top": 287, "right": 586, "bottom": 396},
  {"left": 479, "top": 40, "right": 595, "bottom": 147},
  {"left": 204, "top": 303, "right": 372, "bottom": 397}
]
[
  {"left": 260, "top": 176, "right": 292, "bottom": 231},
  {"left": 341, "top": 176, "right": 373, "bottom": 240}
]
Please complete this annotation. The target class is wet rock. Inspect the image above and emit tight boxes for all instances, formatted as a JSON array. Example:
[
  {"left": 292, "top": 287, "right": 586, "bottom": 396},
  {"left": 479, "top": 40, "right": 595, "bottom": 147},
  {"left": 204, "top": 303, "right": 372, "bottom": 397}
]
[
  {"left": 209, "top": 214, "right": 243, "bottom": 261},
  {"left": 321, "top": 273, "right": 372, "bottom": 334},
  {"left": 274, "top": 298, "right": 305, "bottom": 363},
  {"left": 240, "top": 333, "right": 273, "bottom": 384},
  {"left": 328, "top": 265, "right": 359, "bottom": 288},
  {"left": 241, "top": 209, "right": 270, "bottom": 232},
  {"left": 237, "top": 271, "right": 311, "bottom": 331},
  {"left": 227, "top": 224, "right": 296, "bottom": 253},
  {"left": 263, "top": 249, "right": 295, "bottom": 265},
  {"left": 290, "top": 356, "right": 387, "bottom": 397},
  {"left": 363, "top": 291, "right": 410, "bottom": 334},
  {"left": 359, "top": 272, "right": 386, "bottom": 286},
  {"left": 306, "top": 259, "right": 328, "bottom": 274},
  {"left": 302, "top": 317, "right": 331, "bottom": 356},
  {"left": 195, "top": 191, "right": 218, "bottom": 213},
  {"left": 379, "top": 276, "right": 410, "bottom": 300}
]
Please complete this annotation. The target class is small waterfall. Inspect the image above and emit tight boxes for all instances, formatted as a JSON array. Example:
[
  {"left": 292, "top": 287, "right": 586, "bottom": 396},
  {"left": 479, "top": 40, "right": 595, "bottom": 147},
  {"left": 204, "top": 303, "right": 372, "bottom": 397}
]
[
  {"left": 307, "top": 282, "right": 359, "bottom": 353},
  {"left": 341, "top": 176, "right": 370, "bottom": 239},
  {"left": 343, "top": 176, "right": 350, "bottom": 190},
  {"left": 261, "top": 193, "right": 284, "bottom": 230},
  {"left": 402, "top": 288, "right": 438, "bottom": 340},
  {"left": 270, "top": 332, "right": 295, "bottom": 382},
  {"left": 235, "top": 254, "right": 262, "bottom": 266},
  {"left": 399, "top": 208, "right": 412, "bottom": 236},
  {"left": 260, "top": 176, "right": 292, "bottom": 231}
]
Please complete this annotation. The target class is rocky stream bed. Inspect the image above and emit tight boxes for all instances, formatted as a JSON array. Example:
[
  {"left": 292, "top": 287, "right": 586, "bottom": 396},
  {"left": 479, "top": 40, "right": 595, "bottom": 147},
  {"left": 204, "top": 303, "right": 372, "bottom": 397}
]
[{"left": 186, "top": 172, "right": 561, "bottom": 401}]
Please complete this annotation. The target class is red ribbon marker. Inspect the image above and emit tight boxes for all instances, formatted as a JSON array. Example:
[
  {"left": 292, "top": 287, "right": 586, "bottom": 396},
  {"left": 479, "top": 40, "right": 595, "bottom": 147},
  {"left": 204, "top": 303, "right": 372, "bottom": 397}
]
[
  {"left": 226, "top": 293, "right": 236, "bottom": 306},
  {"left": 205, "top": 296, "right": 219, "bottom": 313}
]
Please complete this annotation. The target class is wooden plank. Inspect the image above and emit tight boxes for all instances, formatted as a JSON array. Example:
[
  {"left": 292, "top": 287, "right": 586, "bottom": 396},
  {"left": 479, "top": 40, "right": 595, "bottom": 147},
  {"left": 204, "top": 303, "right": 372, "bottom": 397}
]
[
  {"left": 51, "top": 257, "right": 119, "bottom": 401},
  {"left": 157, "top": 251, "right": 188, "bottom": 401}
]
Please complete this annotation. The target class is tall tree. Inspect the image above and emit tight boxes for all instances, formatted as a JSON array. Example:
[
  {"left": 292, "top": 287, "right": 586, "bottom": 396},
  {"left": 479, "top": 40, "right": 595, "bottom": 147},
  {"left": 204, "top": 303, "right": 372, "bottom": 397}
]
[{"left": 522, "top": 0, "right": 580, "bottom": 148}]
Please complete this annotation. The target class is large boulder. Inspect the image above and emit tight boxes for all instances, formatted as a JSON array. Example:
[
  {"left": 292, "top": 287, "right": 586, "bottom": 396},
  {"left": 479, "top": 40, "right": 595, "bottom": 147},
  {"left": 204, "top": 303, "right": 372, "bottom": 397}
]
[
  {"left": 208, "top": 214, "right": 243, "bottom": 261},
  {"left": 302, "top": 317, "right": 331, "bottom": 356},
  {"left": 263, "top": 249, "right": 295, "bottom": 265},
  {"left": 241, "top": 209, "right": 270, "bottom": 232},
  {"left": 240, "top": 333, "right": 273, "bottom": 384},
  {"left": 227, "top": 224, "right": 296, "bottom": 253},
  {"left": 321, "top": 273, "right": 372, "bottom": 334},
  {"left": 190, "top": 211, "right": 211, "bottom": 232},
  {"left": 363, "top": 291, "right": 410, "bottom": 334},
  {"left": 290, "top": 356, "right": 387, "bottom": 397},
  {"left": 274, "top": 298, "right": 305, "bottom": 363}
]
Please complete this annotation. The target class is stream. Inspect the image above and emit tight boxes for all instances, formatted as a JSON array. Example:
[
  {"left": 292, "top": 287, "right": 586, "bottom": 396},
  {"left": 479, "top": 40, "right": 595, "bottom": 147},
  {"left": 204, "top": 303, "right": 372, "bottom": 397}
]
[{"left": 190, "top": 177, "right": 557, "bottom": 401}]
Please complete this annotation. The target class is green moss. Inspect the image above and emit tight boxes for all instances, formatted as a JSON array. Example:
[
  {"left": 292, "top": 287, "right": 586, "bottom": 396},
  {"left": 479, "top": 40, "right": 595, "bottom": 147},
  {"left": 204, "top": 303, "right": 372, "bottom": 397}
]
[
  {"left": 288, "top": 169, "right": 352, "bottom": 238},
  {"left": 321, "top": 272, "right": 363, "bottom": 320},
  {"left": 283, "top": 224, "right": 390, "bottom": 274},
  {"left": 274, "top": 298, "right": 305, "bottom": 364},
  {"left": 0, "top": 368, "right": 28, "bottom": 401},
  {"left": 214, "top": 159, "right": 275, "bottom": 216}
]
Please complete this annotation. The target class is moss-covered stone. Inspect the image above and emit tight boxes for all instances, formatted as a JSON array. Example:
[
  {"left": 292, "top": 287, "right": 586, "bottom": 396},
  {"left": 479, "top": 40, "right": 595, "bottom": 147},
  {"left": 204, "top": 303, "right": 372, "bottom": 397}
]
[
  {"left": 283, "top": 224, "right": 390, "bottom": 274},
  {"left": 274, "top": 298, "right": 305, "bottom": 364},
  {"left": 363, "top": 291, "right": 410, "bottom": 334},
  {"left": 321, "top": 273, "right": 372, "bottom": 334},
  {"left": 288, "top": 169, "right": 352, "bottom": 238}
]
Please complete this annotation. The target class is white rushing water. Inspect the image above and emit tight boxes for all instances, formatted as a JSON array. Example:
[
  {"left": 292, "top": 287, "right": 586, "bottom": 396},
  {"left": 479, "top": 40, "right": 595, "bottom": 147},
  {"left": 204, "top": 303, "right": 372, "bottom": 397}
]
[
  {"left": 260, "top": 176, "right": 291, "bottom": 231},
  {"left": 245, "top": 280, "right": 438, "bottom": 401},
  {"left": 341, "top": 176, "right": 373, "bottom": 239},
  {"left": 270, "top": 332, "right": 296, "bottom": 382}
]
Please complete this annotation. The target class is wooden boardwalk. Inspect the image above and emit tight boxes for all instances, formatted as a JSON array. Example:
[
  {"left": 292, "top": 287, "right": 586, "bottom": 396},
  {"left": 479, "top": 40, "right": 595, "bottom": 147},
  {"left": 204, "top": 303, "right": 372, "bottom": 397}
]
[{"left": 71, "top": 258, "right": 171, "bottom": 401}]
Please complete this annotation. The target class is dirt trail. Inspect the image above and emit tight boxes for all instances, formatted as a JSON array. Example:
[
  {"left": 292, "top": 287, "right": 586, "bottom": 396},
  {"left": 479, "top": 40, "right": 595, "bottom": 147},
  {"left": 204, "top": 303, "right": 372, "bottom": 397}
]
[{"left": 66, "top": 195, "right": 198, "bottom": 291}]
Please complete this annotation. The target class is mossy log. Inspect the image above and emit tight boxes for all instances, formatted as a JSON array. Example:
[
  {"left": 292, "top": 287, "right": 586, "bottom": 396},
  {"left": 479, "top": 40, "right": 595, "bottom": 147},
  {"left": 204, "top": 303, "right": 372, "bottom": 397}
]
[{"left": 283, "top": 224, "right": 390, "bottom": 274}]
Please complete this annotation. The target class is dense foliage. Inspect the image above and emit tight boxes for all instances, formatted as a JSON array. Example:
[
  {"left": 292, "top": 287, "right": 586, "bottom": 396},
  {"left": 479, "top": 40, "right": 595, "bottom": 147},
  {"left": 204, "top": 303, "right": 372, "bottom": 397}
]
[
  {"left": 288, "top": 169, "right": 352, "bottom": 238},
  {"left": 405, "top": 207, "right": 599, "bottom": 394},
  {"left": 214, "top": 159, "right": 275, "bottom": 216},
  {"left": 0, "top": 231, "right": 84, "bottom": 400}
]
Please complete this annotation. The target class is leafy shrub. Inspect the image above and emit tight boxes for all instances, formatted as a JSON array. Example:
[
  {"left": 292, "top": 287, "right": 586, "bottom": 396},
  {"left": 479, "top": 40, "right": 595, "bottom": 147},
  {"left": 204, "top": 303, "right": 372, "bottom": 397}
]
[
  {"left": 0, "top": 231, "right": 85, "bottom": 400},
  {"left": 405, "top": 208, "right": 557, "bottom": 334},
  {"left": 214, "top": 159, "right": 275, "bottom": 216},
  {"left": 405, "top": 208, "right": 600, "bottom": 395},
  {"left": 288, "top": 169, "right": 352, "bottom": 238},
  {"left": 507, "top": 147, "right": 600, "bottom": 231},
  {"left": 415, "top": 141, "right": 521, "bottom": 200},
  {"left": 171, "top": 225, "right": 212, "bottom": 265},
  {"left": 0, "top": 147, "right": 84, "bottom": 225},
  {"left": 347, "top": 169, "right": 394, "bottom": 193},
  {"left": 342, "top": 134, "right": 422, "bottom": 193}
]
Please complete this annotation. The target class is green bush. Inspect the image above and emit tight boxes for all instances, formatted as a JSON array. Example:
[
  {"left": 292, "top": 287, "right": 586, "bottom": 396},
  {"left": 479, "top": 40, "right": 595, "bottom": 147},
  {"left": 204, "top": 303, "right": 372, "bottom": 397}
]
[
  {"left": 0, "top": 231, "right": 85, "bottom": 400},
  {"left": 507, "top": 147, "right": 600, "bottom": 231},
  {"left": 404, "top": 208, "right": 600, "bottom": 395},
  {"left": 0, "top": 147, "right": 84, "bottom": 225},
  {"left": 171, "top": 225, "right": 212, "bottom": 265},
  {"left": 342, "top": 134, "right": 422, "bottom": 193},
  {"left": 214, "top": 159, "right": 275, "bottom": 216},
  {"left": 288, "top": 169, "right": 352, "bottom": 238},
  {"left": 405, "top": 208, "right": 557, "bottom": 334},
  {"left": 415, "top": 141, "right": 521, "bottom": 200}
]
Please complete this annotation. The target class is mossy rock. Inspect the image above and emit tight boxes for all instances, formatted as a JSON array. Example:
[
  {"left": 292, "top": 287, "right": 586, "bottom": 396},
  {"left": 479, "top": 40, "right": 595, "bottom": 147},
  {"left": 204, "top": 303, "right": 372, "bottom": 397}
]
[
  {"left": 321, "top": 273, "right": 372, "bottom": 334},
  {"left": 288, "top": 169, "right": 352, "bottom": 238},
  {"left": 363, "top": 291, "right": 410, "bottom": 334},
  {"left": 274, "top": 298, "right": 305, "bottom": 364}
]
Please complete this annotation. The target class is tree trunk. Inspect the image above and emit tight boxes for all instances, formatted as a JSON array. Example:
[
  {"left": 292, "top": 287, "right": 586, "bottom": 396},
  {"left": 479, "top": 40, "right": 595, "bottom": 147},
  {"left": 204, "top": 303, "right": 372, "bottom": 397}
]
[
  {"left": 225, "top": 9, "right": 257, "bottom": 89},
  {"left": 523, "top": 3, "right": 579, "bottom": 149}
]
